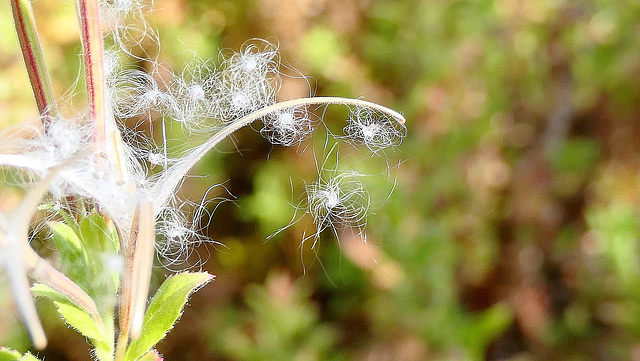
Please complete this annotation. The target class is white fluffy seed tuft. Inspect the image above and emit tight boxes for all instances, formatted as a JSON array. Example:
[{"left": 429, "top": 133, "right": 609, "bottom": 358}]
[
  {"left": 111, "top": 69, "right": 175, "bottom": 119},
  {"left": 259, "top": 106, "right": 315, "bottom": 147},
  {"left": 343, "top": 106, "right": 407, "bottom": 153},
  {"left": 305, "top": 172, "right": 370, "bottom": 247},
  {"left": 214, "top": 42, "right": 280, "bottom": 122}
]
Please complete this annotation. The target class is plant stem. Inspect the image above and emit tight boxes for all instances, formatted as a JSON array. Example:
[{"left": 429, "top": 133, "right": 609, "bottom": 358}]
[
  {"left": 76, "top": 0, "right": 106, "bottom": 143},
  {"left": 153, "top": 97, "right": 406, "bottom": 212},
  {"left": 115, "top": 199, "right": 155, "bottom": 361},
  {"left": 10, "top": 0, "right": 59, "bottom": 129}
]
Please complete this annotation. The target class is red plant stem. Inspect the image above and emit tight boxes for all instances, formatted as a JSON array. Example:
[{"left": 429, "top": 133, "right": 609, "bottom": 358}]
[
  {"left": 10, "top": 0, "right": 57, "bottom": 130},
  {"left": 77, "top": 0, "right": 106, "bottom": 145}
]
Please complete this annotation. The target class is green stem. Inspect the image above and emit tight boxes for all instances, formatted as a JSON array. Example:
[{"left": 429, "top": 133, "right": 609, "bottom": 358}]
[{"left": 10, "top": 0, "right": 59, "bottom": 128}]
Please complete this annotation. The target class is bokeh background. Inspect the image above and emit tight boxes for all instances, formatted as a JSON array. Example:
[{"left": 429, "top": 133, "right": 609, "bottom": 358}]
[{"left": 2, "top": 0, "right": 640, "bottom": 360}]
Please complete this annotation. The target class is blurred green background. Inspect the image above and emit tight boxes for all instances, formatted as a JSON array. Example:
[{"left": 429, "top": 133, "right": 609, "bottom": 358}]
[{"left": 3, "top": 0, "right": 640, "bottom": 360}]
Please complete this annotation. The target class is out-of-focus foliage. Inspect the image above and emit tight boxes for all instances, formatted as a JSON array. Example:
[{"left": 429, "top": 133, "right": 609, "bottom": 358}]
[{"left": 2, "top": 0, "right": 640, "bottom": 360}]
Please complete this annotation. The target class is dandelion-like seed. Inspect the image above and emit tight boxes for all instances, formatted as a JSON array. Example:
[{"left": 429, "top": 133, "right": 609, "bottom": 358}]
[
  {"left": 111, "top": 69, "right": 175, "bottom": 119},
  {"left": 231, "top": 92, "right": 250, "bottom": 111},
  {"left": 167, "top": 60, "right": 217, "bottom": 127},
  {"left": 147, "top": 152, "right": 165, "bottom": 166},
  {"left": 153, "top": 206, "right": 214, "bottom": 269},
  {"left": 260, "top": 106, "right": 315, "bottom": 147},
  {"left": 187, "top": 83, "right": 205, "bottom": 101},
  {"left": 305, "top": 172, "right": 370, "bottom": 247},
  {"left": 214, "top": 43, "right": 279, "bottom": 122},
  {"left": 226, "top": 42, "right": 279, "bottom": 81},
  {"left": 343, "top": 106, "right": 407, "bottom": 153},
  {"left": 169, "top": 79, "right": 213, "bottom": 124}
]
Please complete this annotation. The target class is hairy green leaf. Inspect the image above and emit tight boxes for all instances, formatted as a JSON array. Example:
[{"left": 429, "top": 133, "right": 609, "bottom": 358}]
[
  {"left": 34, "top": 285, "right": 114, "bottom": 361},
  {"left": 138, "top": 350, "right": 163, "bottom": 361},
  {"left": 48, "top": 221, "right": 89, "bottom": 286},
  {"left": 79, "top": 212, "right": 120, "bottom": 304},
  {"left": 124, "top": 272, "right": 214, "bottom": 361},
  {"left": 0, "top": 347, "right": 22, "bottom": 361},
  {"left": 31, "top": 283, "right": 73, "bottom": 305},
  {"left": 57, "top": 208, "right": 81, "bottom": 239},
  {"left": 53, "top": 302, "right": 112, "bottom": 355},
  {"left": 18, "top": 354, "right": 41, "bottom": 361},
  {"left": 80, "top": 213, "right": 119, "bottom": 254},
  {"left": 0, "top": 348, "right": 43, "bottom": 361}
]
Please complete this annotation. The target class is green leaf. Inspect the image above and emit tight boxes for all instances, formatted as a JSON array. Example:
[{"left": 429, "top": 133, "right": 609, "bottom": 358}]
[
  {"left": 53, "top": 301, "right": 112, "bottom": 359},
  {"left": 80, "top": 212, "right": 119, "bottom": 254},
  {"left": 31, "top": 283, "right": 74, "bottom": 305},
  {"left": 19, "top": 354, "right": 41, "bottom": 361},
  {"left": 0, "top": 349, "right": 43, "bottom": 361},
  {"left": 53, "top": 302, "right": 109, "bottom": 345},
  {"left": 57, "top": 208, "right": 81, "bottom": 237},
  {"left": 137, "top": 350, "right": 163, "bottom": 361},
  {"left": 124, "top": 272, "right": 214, "bottom": 361},
  {"left": 0, "top": 347, "right": 22, "bottom": 361},
  {"left": 78, "top": 212, "right": 121, "bottom": 304},
  {"left": 48, "top": 221, "right": 89, "bottom": 286}
]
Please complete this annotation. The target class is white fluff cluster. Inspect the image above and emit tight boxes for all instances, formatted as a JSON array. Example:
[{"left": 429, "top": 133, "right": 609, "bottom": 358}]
[
  {"left": 0, "top": 119, "right": 146, "bottom": 230},
  {"left": 208, "top": 43, "right": 280, "bottom": 123},
  {"left": 343, "top": 106, "right": 407, "bottom": 153},
  {"left": 154, "top": 207, "right": 209, "bottom": 268},
  {"left": 111, "top": 69, "right": 174, "bottom": 119},
  {"left": 168, "top": 60, "right": 218, "bottom": 128},
  {"left": 259, "top": 106, "right": 316, "bottom": 147},
  {"left": 100, "top": 0, "right": 155, "bottom": 54},
  {"left": 106, "top": 42, "right": 280, "bottom": 132},
  {"left": 100, "top": 0, "right": 146, "bottom": 27},
  {"left": 304, "top": 172, "right": 370, "bottom": 247}
]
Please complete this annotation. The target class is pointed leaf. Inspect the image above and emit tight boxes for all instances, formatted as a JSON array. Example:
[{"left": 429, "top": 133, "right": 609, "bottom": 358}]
[
  {"left": 33, "top": 284, "right": 113, "bottom": 360},
  {"left": 138, "top": 350, "right": 163, "bottom": 361},
  {"left": 57, "top": 208, "right": 81, "bottom": 238},
  {"left": 79, "top": 212, "right": 121, "bottom": 304},
  {"left": 80, "top": 212, "right": 119, "bottom": 254},
  {"left": 48, "top": 221, "right": 91, "bottom": 287},
  {"left": 49, "top": 221, "right": 84, "bottom": 256},
  {"left": 32, "top": 283, "right": 74, "bottom": 305},
  {"left": 0, "top": 348, "right": 42, "bottom": 361},
  {"left": 19, "top": 354, "right": 41, "bottom": 361},
  {"left": 53, "top": 302, "right": 111, "bottom": 350},
  {"left": 0, "top": 347, "right": 21, "bottom": 361},
  {"left": 124, "top": 272, "right": 214, "bottom": 361}
]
